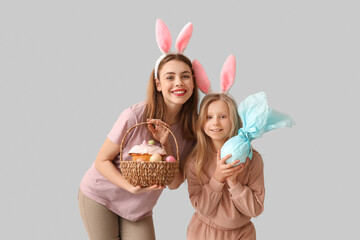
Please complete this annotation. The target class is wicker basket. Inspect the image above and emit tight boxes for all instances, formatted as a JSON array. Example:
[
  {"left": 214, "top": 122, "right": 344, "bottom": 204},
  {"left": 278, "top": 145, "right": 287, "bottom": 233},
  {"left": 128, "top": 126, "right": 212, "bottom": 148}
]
[{"left": 120, "top": 122, "right": 180, "bottom": 187}]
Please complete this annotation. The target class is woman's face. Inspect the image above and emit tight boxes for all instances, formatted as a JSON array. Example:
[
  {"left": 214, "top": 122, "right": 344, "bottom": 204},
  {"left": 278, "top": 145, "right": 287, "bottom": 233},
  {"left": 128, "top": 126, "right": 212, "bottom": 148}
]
[{"left": 156, "top": 60, "right": 194, "bottom": 108}]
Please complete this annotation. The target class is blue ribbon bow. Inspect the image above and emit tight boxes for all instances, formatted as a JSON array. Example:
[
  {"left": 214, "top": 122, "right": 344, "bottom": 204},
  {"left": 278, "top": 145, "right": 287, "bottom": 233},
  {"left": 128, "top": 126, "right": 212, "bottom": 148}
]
[{"left": 221, "top": 92, "right": 295, "bottom": 165}]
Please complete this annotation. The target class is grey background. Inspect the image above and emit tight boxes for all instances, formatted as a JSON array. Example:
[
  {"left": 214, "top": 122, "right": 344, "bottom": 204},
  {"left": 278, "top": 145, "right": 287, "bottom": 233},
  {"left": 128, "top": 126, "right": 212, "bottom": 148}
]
[{"left": 1, "top": 0, "right": 359, "bottom": 239}]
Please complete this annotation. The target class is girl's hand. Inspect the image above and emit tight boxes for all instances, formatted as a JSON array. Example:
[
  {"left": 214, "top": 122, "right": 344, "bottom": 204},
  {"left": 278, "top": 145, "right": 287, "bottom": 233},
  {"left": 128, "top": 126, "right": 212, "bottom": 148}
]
[
  {"left": 127, "top": 184, "right": 165, "bottom": 194},
  {"left": 146, "top": 119, "right": 170, "bottom": 146},
  {"left": 213, "top": 151, "right": 242, "bottom": 183},
  {"left": 226, "top": 157, "right": 250, "bottom": 187}
]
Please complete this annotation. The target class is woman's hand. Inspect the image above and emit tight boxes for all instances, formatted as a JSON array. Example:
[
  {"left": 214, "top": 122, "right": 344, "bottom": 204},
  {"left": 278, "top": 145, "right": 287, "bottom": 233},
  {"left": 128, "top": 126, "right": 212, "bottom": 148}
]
[
  {"left": 126, "top": 184, "right": 166, "bottom": 194},
  {"left": 146, "top": 119, "right": 170, "bottom": 146},
  {"left": 226, "top": 157, "right": 250, "bottom": 188},
  {"left": 213, "top": 151, "right": 242, "bottom": 183}
]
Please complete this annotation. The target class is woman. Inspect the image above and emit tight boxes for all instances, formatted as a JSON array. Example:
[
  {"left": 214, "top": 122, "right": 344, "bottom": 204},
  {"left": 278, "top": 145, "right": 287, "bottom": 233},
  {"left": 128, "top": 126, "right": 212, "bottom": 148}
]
[{"left": 78, "top": 19, "right": 198, "bottom": 240}]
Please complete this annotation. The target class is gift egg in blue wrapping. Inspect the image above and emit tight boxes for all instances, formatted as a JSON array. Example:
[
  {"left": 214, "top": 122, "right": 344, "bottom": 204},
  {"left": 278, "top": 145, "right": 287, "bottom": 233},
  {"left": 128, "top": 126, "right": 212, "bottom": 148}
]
[
  {"left": 220, "top": 92, "right": 295, "bottom": 166},
  {"left": 221, "top": 133, "right": 252, "bottom": 165}
]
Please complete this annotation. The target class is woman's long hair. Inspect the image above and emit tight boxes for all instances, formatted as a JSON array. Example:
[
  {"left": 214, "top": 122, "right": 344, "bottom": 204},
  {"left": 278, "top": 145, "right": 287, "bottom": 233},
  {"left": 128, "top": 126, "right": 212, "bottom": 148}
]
[{"left": 144, "top": 53, "right": 199, "bottom": 173}]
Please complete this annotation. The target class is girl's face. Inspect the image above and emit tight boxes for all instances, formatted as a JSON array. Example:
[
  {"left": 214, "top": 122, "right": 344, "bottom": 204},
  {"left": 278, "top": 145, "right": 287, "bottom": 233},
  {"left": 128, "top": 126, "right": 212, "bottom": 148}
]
[
  {"left": 156, "top": 60, "right": 194, "bottom": 108},
  {"left": 203, "top": 100, "right": 232, "bottom": 143}
]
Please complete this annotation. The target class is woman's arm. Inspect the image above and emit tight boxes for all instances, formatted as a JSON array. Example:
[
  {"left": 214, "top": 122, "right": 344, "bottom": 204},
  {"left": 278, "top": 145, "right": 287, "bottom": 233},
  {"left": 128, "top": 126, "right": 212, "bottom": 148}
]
[
  {"left": 167, "top": 171, "right": 185, "bottom": 190},
  {"left": 95, "top": 138, "right": 164, "bottom": 194},
  {"left": 147, "top": 118, "right": 181, "bottom": 189},
  {"left": 146, "top": 119, "right": 174, "bottom": 157}
]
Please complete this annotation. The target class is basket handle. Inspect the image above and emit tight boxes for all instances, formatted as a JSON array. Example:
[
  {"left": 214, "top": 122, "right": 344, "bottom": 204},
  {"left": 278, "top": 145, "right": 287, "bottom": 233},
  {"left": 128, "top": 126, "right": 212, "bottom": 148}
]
[{"left": 120, "top": 122, "right": 180, "bottom": 162}]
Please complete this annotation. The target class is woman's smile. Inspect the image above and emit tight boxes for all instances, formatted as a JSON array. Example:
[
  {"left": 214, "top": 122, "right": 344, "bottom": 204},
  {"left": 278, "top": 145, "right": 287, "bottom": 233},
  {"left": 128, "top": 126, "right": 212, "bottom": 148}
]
[{"left": 171, "top": 88, "right": 187, "bottom": 96}]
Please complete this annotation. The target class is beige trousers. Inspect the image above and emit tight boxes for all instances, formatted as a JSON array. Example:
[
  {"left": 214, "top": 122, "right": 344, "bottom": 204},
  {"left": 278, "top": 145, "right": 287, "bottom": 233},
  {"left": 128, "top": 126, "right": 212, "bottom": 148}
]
[
  {"left": 78, "top": 189, "right": 156, "bottom": 240},
  {"left": 187, "top": 213, "right": 256, "bottom": 240}
]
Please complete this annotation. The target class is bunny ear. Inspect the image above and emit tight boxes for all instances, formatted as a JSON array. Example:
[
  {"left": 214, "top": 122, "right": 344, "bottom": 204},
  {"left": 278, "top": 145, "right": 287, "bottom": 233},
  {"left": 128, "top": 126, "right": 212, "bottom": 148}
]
[
  {"left": 220, "top": 54, "right": 236, "bottom": 93},
  {"left": 156, "top": 19, "right": 172, "bottom": 54},
  {"left": 175, "top": 22, "right": 193, "bottom": 53},
  {"left": 193, "top": 59, "right": 211, "bottom": 94}
]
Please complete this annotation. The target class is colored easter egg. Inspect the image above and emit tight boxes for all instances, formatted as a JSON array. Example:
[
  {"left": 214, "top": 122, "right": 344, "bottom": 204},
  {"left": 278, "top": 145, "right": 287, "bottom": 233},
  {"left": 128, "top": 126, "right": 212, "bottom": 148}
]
[
  {"left": 150, "top": 154, "right": 162, "bottom": 162},
  {"left": 165, "top": 156, "right": 176, "bottom": 162}
]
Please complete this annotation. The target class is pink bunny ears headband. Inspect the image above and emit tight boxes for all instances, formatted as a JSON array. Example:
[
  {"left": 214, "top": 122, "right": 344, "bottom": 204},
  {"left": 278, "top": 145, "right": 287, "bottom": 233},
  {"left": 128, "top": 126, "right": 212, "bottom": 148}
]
[
  {"left": 193, "top": 54, "right": 236, "bottom": 94},
  {"left": 154, "top": 19, "right": 193, "bottom": 78}
]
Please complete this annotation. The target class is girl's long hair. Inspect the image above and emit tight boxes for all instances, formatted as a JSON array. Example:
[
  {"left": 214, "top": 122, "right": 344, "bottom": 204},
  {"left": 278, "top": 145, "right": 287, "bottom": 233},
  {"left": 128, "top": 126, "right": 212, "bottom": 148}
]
[
  {"left": 186, "top": 93, "right": 242, "bottom": 184},
  {"left": 144, "top": 53, "right": 199, "bottom": 174}
]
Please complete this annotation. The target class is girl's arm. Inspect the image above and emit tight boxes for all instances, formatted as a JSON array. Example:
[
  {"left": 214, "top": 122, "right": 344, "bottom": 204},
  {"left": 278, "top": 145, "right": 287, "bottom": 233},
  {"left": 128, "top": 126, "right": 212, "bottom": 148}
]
[
  {"left": 186, "top": 159, "right": 225, "bottom": 217},
  {"left": 226, "top": 152, "right": 265, "bottom": 217},
  {"left": 187, "top": 152, "right": 244, "bottom": 216},
  {"left": 95, "top": 138, "right": 164, "bottom": 194}
]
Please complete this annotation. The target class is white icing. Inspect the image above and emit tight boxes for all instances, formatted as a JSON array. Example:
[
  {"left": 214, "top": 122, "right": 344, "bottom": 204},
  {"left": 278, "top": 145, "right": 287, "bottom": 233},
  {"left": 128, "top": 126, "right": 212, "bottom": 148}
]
[{"left": 129, "top": 142, "right": 166, "bottom": 155}]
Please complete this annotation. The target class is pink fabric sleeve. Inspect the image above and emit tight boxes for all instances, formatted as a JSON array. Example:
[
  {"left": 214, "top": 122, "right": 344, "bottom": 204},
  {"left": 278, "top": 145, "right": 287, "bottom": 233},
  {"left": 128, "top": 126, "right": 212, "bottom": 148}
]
[
  {"left": 186, "top": 158, "right": 225, "bottom": 217},
  {"left": 167, "top": 172, "right": 185, "bottom": 189},
  {"left": 168, "top": 140, "right": 196, "bottom": 189},
  {"left": 228, "top": 152, "right": 265, "bottom": 217},
  {"left": 107, "top": 107, "right": 138, "bottom": 146}
]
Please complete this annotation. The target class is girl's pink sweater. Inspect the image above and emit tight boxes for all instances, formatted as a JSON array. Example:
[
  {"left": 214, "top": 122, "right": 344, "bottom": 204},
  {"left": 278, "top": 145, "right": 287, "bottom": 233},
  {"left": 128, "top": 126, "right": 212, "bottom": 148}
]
[{"left": 186, "top": 151, "right": 265, "bottom": 229}]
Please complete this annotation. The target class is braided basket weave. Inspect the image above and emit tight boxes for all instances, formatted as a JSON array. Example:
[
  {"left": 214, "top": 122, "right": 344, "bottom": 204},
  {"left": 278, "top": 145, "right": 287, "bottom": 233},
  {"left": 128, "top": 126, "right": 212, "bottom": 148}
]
[{"left": 120, "top": 122, "right": 180, "bottom": 187}]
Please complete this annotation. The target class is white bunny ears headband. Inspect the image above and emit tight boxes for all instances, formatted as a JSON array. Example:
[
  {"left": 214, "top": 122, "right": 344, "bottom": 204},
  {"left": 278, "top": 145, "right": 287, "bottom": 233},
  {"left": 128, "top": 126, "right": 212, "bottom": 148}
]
[
  {"left": 193, "top": 54, "right": 236, "bottom": 94},
  {"left": 154, "top": 19, "right": 234, "bottom": 93},
  {"left": 154, "top": 19, "right": 193, "bottom": 78}
]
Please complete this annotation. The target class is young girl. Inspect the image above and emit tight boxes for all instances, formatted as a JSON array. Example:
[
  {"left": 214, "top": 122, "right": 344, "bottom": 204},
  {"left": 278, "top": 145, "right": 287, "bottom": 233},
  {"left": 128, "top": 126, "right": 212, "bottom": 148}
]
[
  {"left": 186, "top": 54, "right": 293, "bottom": 239},
  {"left": 185, "top": 55, "right": 266, "bottom": 240},
  {"left": 78, "top": 19, "right": 198, "bottom": 240},
  {"left": 185, "top": 93, "right": 265, "bottom": 240}
]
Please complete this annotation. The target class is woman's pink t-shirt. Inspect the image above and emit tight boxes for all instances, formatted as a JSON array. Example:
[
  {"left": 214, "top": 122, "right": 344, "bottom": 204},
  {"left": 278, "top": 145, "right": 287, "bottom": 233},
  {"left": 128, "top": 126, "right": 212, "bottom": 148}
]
[{"left": 80, "top": 102, "right": 194, "bottom": 221}]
